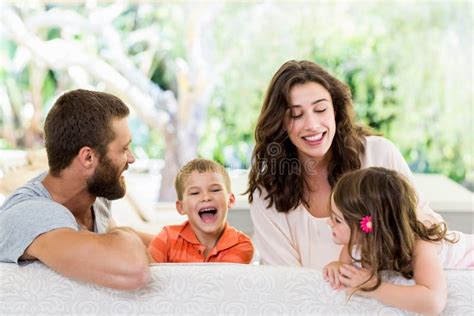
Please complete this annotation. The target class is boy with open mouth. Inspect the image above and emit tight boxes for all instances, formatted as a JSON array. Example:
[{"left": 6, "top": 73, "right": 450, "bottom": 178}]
[{"left": 148, "top": 159, "right": 254, "bottom": 263}]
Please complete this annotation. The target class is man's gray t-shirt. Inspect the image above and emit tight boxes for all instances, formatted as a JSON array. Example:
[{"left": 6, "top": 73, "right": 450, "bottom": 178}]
[{"left": 0, "top": 172, "right": 111, "bottom": 263}]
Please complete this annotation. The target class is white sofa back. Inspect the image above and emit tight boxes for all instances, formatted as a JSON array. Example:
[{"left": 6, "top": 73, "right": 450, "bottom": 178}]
[{"left": 1, "top": 262, "right": 473, "bottom": 315}]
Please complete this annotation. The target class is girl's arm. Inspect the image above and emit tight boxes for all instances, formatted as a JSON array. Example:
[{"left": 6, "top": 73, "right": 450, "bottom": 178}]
[
  {"left": 339, "top": 240, "right": 447, "bottom": 315},
  {"left": 323, "top": 245, "right": 352, "bottom": 289},
  {"left": 339, "top": 244, "right": 352, "bottom": 263}
]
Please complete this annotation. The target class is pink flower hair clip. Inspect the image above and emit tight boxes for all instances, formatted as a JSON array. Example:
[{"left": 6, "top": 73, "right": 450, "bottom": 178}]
[{"left": 360, "top": 215, "right": 373, "bottom": 234}]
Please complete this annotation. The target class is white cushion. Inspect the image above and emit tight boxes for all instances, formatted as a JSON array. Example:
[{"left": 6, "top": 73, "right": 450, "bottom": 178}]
[{"left": 0, "top": 262, "right": 472, "bottom": 315}]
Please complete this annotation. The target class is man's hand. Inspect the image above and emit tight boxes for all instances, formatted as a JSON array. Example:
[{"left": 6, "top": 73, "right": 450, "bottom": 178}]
[
  {"left": 108, "top": 219, "right": 154, "bottom": 247},
  {"left": 323, "top": 261, "right": 345, "bottom": 290},
  {"left": 108, "top": 226, "right": 137, "bottom": 235},
  {"left": 24, "top": 227, "right": 151, "bottom": 290}
]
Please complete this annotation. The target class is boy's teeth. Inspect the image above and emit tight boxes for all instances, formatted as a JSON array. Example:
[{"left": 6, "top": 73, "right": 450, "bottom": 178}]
[
  {"left": 198, "top": 207, "right": 217, "bottom": 215},
  {"left": 199, "top": 207, "right": 217, "bottom": 223},
  {"left": 303, "top": 133, "right": 323, "bottom": 141}
]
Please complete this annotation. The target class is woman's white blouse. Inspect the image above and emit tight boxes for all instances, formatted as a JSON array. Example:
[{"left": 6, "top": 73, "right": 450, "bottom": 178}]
[{"left": 249, "top": 136, "right": 443, "bottom": 270}]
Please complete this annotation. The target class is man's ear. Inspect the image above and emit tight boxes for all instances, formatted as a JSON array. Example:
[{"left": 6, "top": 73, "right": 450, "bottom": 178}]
[
  {"left": 227, "top": 193, "right": 236, "bottom": 209},
  {"left": 176, "top": 200, "right": 186, "bottom": 216},
  {"left": 77, "top": 146, "right": 96, "bottom": 168}
]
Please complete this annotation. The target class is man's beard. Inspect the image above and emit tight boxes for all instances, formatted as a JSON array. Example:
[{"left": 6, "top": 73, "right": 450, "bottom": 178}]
[{"left": 87, "top": 155, "right": 127, "bottom": 200}]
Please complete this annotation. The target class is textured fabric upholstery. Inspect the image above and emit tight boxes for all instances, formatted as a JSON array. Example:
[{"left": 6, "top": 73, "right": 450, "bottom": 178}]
[{"left": 1, "top": 262, "right": 472, "bottom": 315}]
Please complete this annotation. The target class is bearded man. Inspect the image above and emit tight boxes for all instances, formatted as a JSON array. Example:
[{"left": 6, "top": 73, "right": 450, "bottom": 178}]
[{"left": 0, "top": 89, "right": 153, "bottom": 290}]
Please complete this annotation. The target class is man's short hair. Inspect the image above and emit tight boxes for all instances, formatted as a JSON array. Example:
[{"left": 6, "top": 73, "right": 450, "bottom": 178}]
[
  {"left": 44, "top": 89, "right": 130, "bottom": 176},
  {"left": 175, "top": 159, "right": 231, "bottom": 200}
]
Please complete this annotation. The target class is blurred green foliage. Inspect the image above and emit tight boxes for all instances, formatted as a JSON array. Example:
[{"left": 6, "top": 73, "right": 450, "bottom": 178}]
[
  {"left": 1, "top": 1, "right": 472, "bottom": 186},
  {"left": 199, "top": 1, "right": 472, "bottom": 185}
]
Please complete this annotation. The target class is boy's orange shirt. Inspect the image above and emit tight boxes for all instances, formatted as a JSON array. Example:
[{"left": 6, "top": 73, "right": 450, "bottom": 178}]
[{"left": 148, "top": 221, "right": 254, "bottom": 263}]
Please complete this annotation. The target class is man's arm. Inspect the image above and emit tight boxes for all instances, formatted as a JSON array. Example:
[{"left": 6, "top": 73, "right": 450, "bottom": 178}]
[
  {"left": 24, "top": 227, "right": 151, "bottom": 290},
  {"left": 108, "top": 218, "right": 154, "bottom": 247},
  {"left": 134, "top": 230, "right": 154, "bottom": 247}
]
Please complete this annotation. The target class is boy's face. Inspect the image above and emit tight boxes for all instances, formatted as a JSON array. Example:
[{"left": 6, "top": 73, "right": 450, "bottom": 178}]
[{"left": 176, "top": 171, "right": 235, "bottom": 239}]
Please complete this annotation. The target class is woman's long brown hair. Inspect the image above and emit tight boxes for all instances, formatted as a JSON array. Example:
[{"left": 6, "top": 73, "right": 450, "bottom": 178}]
[
  {"left": 247, "top": 60, "right": 371, "bottom": 212},
  {"left": 332, "top": 167, "right": 455, "bottom": 292}
]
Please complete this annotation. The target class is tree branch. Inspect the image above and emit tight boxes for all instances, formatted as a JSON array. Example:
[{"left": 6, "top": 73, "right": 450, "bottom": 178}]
[{"left": 2, "top": 6, "right": 172, "bottom": 130}]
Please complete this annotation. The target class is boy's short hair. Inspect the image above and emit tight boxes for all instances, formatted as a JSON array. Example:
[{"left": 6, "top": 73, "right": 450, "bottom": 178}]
[{"left": 175, "top": 159, "right": 231, "bottom": 200}]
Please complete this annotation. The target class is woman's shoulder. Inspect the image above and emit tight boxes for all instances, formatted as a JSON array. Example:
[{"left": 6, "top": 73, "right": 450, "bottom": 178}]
[
  {"left": 249, "top": 186, "right": 267, "bottom": 205},
  {"left": 361, "top": 135, "right": 402, "bottom": 167},
  {"left": 364, "top": 135, "right": 397, "bottom": 150}
]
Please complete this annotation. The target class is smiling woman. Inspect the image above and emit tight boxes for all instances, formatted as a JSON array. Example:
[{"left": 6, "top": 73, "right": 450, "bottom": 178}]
[
  {"left": 286, "top": 82, "right": 336, "bottom": 164},
  {"left": 246, "top": 60, "right": 444, "bottom": 270}
]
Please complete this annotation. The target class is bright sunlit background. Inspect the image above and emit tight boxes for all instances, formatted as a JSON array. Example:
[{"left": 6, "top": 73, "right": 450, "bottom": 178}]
[{"left": 1, "top": 1, "right": 473, "bottom": 203}]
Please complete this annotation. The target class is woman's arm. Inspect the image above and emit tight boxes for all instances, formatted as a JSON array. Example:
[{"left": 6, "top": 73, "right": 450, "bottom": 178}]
[
  {"left": 249, "top": 190, "right": 302, "bottom": 266},
  {"left": 365, "top": 136, "right": 443, "bottom": 224},
  {"left": 387, "top": 138, "right": 443, "bottom": 224},
  {"left": 339, "top": 240, "right": 447, "bottom": 315}
]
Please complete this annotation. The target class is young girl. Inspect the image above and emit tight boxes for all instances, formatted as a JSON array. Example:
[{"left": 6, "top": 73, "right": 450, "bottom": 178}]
[{"left": 323, "top": 167, "right": 473, "bottom": 315}]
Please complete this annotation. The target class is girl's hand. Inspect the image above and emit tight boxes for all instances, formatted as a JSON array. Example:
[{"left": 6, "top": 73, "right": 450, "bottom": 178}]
[
  {"left": 323, "top": 261, "right": 345, "bottom": 289},
  {"left": 339, "top": 264, "right": 376, "bottom": 295}
]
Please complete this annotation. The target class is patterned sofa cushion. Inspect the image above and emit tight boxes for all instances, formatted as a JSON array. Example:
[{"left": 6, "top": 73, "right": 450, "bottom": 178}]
[{"left": 1, "top": 262, "right": 472, "bottom": 315}]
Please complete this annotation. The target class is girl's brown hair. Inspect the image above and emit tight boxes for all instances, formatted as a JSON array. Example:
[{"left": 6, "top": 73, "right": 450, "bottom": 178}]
[
  {"left": 247, "top": 60, "right": 371, "bottom": 212},
  {"left": 332, "top": 167, "right": 454, "bottom": 292}
]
